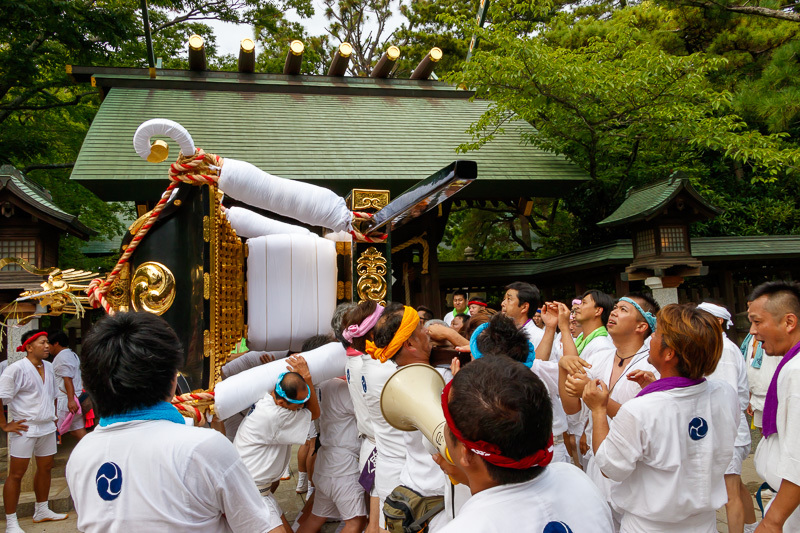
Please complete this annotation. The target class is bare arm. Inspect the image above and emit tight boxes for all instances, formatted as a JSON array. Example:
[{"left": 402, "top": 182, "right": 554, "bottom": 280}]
[
  {"left": 63, "top": 376, "right": 78, "bottom": 414},
  {"left": 559, "top": 362, "right": 582, "bottom": 415},
  {"left": 757, "top": 479, "right": 800, "bottom": 532},
  {"left": 287, "top": 355, "right": 321, "bottom": 420},
  {"left": 427, "top": 323, "right": 469, "bottom": 348},
  {"left": 582, "top": 379, "right": 610, "bottom": 457},
  {"left": 535, "top": 302, "right": 559, "bottom": 361}
]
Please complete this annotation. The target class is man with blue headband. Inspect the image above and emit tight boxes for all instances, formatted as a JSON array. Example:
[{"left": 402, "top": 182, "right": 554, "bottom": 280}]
[
  {"left": 235, "top": 354, "right": 320, "bottom": 532},
  {"left": 554, "top": 292, "right": 660, "bottom": 529}
]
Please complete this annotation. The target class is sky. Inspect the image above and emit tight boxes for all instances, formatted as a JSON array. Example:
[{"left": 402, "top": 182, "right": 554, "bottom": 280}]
[{"left": 205, "top": 0, "right": 402, "bottom": 56}]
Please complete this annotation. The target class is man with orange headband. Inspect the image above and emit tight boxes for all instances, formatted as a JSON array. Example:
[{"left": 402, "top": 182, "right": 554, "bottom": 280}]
[
  {"left": 0, "top": 329, "right": 67, "bottom": 531},
  {"left": 366, "top": 302, "right": 459, "bottom": 531},
  {"left": 435, "top": 356, "right": 612, "bottom": 532}
]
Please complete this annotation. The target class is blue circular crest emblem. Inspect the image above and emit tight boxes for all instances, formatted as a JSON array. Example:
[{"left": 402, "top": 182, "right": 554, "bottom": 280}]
[
  {"left": 688, "top": 417, "right": 709, "bottom": 441},
  {"left": 361, "top": 375, "right": 367, "bottom": 393},
  {"left": 96, "top": 462, "right": 123, "bottom": 501},
  {"left": 543, "top": 522, "right": 574, "bottom": 533}
]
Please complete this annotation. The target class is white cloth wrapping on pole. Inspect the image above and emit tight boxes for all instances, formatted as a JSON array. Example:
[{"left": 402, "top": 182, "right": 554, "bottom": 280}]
[
  {"left": 133, "top": 119, "right": 196, "bottom": 159},
  {"left": 225, "top": 206, "right": 311, "bottom": 238},
  {"left": 246, "top": 234, "right": 337, "bottom": 352},
  {"left": 215, "top": 342, "right": 347, "bottom": 420},
  {"left": 219, "top": 158, "right": 352, "bottom": 232}
]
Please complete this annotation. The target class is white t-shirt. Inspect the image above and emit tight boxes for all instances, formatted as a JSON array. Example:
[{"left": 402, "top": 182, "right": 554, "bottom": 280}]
[
  {"left": 707, "top": 336, "right": 751, "bottom": 447},
  {"left": 595, "top": 380, "right": 739, "bottom": 532},
  {"left": 315, "top": 378, "right": 360, "bottom": 478},
  {"left": 53, "top": 348, "right": 83, "bottom": 403},
  {"left": 437, "top": 463, "right": 613, "bottom": 533},
  {"left": 66, "top": 419, "right": 279, "bottom": 532},
  {"left": 0, "top": 358, "right": 57, "bottom": 436},
  {"left": 398, "top": 367, "right": 452, "bottom": 500},
  {"left": 362, "top": 357, "right": 405, "bottom": 504},
  {"left": 345, "top": 350, "right": 374, "bottom": 440},
  {"left": 234, "top": 393, "right": 311, "bottom": 485},
  {"left": 754, "top": 354, "right": 800, "bottom": 530},
  {"left": 577, "top": 330, "right": 615, "bottom": 365}
]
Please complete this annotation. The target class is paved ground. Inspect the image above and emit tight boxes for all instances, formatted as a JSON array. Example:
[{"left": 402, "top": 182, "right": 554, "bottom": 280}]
[{"left": 0, "top": 430, "right": 773, "bottom": 532}]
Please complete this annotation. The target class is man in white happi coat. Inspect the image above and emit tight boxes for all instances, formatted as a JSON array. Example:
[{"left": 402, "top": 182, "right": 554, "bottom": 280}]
[
  {"left": 297, "top": 377, "right": 366, "bottom": 533},
  {"left": 747, "top": 281, "right": 800, "bottom": 533},
  {"left": 49, "top": 330, "right": 87, "bottom": 441},
  {"left": 697, "top": 301, "right": 757, "bottom": 533},
  {"left": 501, "top": 281, "right": 544, "bottom": 346},
  {"left": 235, "top": 353, "right": 321, "bottom": 532},
  {"left": 433, "top": 355, "right": 613, "bottom": 533},
  {"left": 370, "top": 303, "right": 453, "bottom": 531},
  {"left": 442, "top": 290, "right": 469, "bottom": 326},
  {"left": 0, "top": 329, "right": 67, "bottom": 532},
  {"left": 339, "top": 300, "right": 384, "bottom": 533},
  {"left": 585, "top": 303, "right": 739, "bottom": 533},
  {"left": 556, "top": 293, "right": 660, "bottom": 529},
  {"left": 66, "top": 312, "right": 280, "bottom": 533}
]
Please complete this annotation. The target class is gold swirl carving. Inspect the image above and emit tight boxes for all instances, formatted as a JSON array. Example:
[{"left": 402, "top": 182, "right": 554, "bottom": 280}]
[
  {"left": 131, "top": 262, "right": 176, "bottom": 315},
  {"left": 106, "top": 263, "right": 131, "bottom": 311},
  {"left": 356, "top": 247, "right": 387, "bottom": 304}
]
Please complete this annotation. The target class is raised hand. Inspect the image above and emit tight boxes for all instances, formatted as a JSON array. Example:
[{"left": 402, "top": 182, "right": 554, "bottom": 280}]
[{"left": 582, "top": 379, "right": 610, "bottom": 412}]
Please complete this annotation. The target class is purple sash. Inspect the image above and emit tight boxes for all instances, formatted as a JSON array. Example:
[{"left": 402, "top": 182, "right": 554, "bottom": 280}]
[
  {"left": 636, "top": 376, "right": 705, "bottom": 398},
  {"left": 762, "top": 340, "right": 800, "bottom": 438},
  {"left": 358, "top": 447, "right": 377, "bottom": 491}
]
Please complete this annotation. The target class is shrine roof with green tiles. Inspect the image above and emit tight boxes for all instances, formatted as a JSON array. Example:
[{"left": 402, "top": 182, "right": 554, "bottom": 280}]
[
  {"left": 68, "top": 66, "right": 589, "bottom": 202},
  {"left": 598, "top": 173, "right": 722, "bottom": 227}
]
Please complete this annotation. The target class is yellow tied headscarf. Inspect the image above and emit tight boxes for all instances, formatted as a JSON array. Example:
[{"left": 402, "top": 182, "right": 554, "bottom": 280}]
[{"left": 366, "top": 306, "right": 419, "bottom": 363}]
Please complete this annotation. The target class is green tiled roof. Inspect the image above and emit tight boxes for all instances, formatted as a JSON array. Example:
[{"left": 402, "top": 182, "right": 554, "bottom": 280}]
[
  {"left": 0, "top": 165, "right": 94, "bottom": 239},
  {"left": 71, "top": 83, "right": 588, "bottom": 202},
  {"left": 80, "top": 207, "right": 136, "bottom": 256},
  {"left": 598, "top": 175, "right": 720, "bottom": 227},
  {"left": 439, "top": 235, "right": 800, "bottom": 284}
]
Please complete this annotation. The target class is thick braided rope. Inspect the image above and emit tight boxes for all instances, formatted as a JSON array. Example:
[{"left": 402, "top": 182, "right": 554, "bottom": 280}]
[
  {"left": 391, "top": 233, "right": 430, "bottom": 274},
  {"left": 172, "top": 391, "right": 215, "bottom": 425},
  {"left": 87, "top": 149, "right": 222, "bottom": 314},
  {"left": 350, "top": 211, "right": 388, "bottom": 243}
]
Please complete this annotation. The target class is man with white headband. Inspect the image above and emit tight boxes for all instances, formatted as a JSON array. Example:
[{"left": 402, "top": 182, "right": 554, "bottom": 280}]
[
  {"left": 434, "top": 356, "right": 613, "bottom": 532},
  {"left": 697, "top": 302, "right": 756, "bottom": 533},
  {"left": 554, "top": 293, "right": 660, "bottom": 529},
  {"left": 234, "top": 354, "right": 321, "bottom": 532}
]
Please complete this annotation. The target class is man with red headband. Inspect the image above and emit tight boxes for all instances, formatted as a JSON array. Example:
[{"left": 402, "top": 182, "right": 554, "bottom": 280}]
[
  {"left": 0, "top": 329, "right": 67, "bottom": 531},
  {"left": 435, "top": 356, "right": 612, "bottom": 532}
]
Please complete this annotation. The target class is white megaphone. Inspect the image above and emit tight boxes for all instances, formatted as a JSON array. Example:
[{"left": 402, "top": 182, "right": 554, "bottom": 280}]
[{"left": 380, "top": 363, "right": 453, "bottom": 465}]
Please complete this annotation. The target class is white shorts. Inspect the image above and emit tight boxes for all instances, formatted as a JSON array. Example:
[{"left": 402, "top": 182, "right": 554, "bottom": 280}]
[
  {"left": 312, "top": 473, "right": 366, "bottom": 521},
  {"left": 9, "top": 431, "right": 57, "bottom": 459},
  {"left": 726, "top": 443, "right": 751, "bottom": 476},
  {"left": 259, "top": 488, "right": 287, "bottom": 530},
  {"left": 307, "top": 419, "right": 319, "bottom": 440}
]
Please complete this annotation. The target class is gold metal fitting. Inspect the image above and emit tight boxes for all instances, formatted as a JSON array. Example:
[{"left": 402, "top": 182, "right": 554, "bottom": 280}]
[
  {"left": 189, "top": 34, "right": 204, "bottom": 51},
  {"left": 290, "top": 40, "right": 305, "bottom": 56},
  {"left": 430, "top": 47, "right": 443, "bottom": 62},
  {"left": 339, "top": 42, "right": 353, "bottom": 58},
  {"left": 241, "top": 38, "right": 255, "bottom": 53},
  {"left": 147, "top": 140, "right": 169, "bottom": 163},
  {"left": 387, "top": 46, "right": 400, "bottom": 61}
]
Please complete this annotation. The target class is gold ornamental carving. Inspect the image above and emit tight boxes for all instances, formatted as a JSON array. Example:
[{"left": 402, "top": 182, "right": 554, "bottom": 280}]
[
  {"left": 106, "top": 262, "right": 131, "bottom": 311},
  {"left": 350, "top": 189, "right": 390, "bottom": 211},
  {"left": 356, "top": 247, "right": 387, "bottom": 304},
  {"left": 130, "top": 261, "right": 176, "bottom": 315}
]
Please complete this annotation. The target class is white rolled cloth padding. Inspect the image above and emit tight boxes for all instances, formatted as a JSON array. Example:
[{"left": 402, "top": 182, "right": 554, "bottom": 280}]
[
  {"left": 133, "top": 119, "right": 195, "bottom": 160},
  {"left": 225, "top": 206, "right": 311, "bottom": 238},
  {"left": 219, "top": 158, "right": 352, "bottom": 232},
  {"left": 247, "top": 234, "right": 337, "bottom": 352},
  {"left": 324, "top": 231, "right": 353, "bottom": 243},
  {"left": 215, "top": 342, "right": 347, "bottom": 420}
]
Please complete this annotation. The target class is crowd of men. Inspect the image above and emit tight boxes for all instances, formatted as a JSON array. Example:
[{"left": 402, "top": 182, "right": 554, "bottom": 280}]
[{"left": 0, "top": 280, "right": 799, "bottom": 533}]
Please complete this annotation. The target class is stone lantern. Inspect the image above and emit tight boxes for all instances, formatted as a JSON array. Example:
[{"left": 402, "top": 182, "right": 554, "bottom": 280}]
[{"left": 597, "top": 172, "right": 721, "bottom": 306}]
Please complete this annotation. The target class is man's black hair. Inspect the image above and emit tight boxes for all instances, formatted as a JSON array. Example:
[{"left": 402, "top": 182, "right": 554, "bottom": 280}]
[
  {"left": 750, "top": 281, "right": 800, "bottom": 319},
  {"left": 331, "top": 302, "right": 358, "bottom": 345},
  {"left": 505, "top": 282, "right": 541, "bottom": 320},
  {"left": 448, "top": 356, "right": 552, "bottom": 485},
  {"left": 453, "top": 290, "right": 468, "bottom": 299},
  {"left": 416, "top": 305, "right": 434, "bottom": 322},
  {"left": 21, "top": 329, "right": 47, "bottom": 345},
  {"left": 80, "top": 312, "right": 185, "bottom": 418},
  {"left": 475, "top": 314, "right": 530, "bottom": 364},
  {"left": 625, "top": 291, "right": 660, "bottom": 315},
  {"left": 48, "top": 330, "right": 69, "bottom": 347},
  {"left": 278, "top": 371, "right": 308, "bottom": 402},
  {"left": 301, "top": 334, "right": 336, "bottom": 352},
  {"left": 372, "top": 302, "right": 407, "bottom": 349},
  {"left": 582, "top": 289, "right": 614, "bottom": 326}
]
